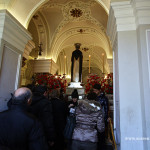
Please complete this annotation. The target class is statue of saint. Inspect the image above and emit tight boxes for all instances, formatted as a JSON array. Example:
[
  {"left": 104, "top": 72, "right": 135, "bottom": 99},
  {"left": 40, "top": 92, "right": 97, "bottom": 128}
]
[{"left": 71, "top": 43, "right": 83, "bottom": 82}]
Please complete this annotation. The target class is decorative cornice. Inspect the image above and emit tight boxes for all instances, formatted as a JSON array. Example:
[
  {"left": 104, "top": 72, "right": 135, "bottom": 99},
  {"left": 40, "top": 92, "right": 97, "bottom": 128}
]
[
  {"left": 132, "top": 0, "right": 150, "bottom": 25},
  {"left": 0, "top": 10, "right": 32, "bottom": 52},
  {"left": 107, "top": 0, "right": 150, "bottom": 48},
  {"left": 107, "top": 1, "right": 136, "bottom": 49},
  {"left": 111, "top": 1, "right": 136, "bottom": 31},
  {"left": 23, "top": 40, "right": 35, "bottom": 59}
]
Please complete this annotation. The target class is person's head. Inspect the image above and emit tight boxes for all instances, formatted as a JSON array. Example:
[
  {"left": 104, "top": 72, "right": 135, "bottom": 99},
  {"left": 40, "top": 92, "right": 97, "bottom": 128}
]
[
  {"left": 87, "top": 92, "right": 97, "bottom": 101},
  {"left": 71, "top": 89, "right": 78, "bottom": 102},
  {"left": 74, "top": 43, "right": 81, "bottom": 50},
  {"left": 93, "top": 83, "right": 101, "bottom": 96},
  {"left": 33, "top": 85, "right": 48, "bottom": 97},
  {"left": 49, "top": 89, "right": 60, "bottom": 99},
  {"left": 12, "top": 87, "right": 32, "bottom": 105}
]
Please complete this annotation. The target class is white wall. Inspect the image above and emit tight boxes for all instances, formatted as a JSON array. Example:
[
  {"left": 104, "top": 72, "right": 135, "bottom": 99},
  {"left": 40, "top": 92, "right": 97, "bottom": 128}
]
[
  {"left": 0, "top": 44, "right": 21, "bottom": 111},
  {"left": 118, "top": 31, "right": 144, "bottom": 150},
  {"left": 137, "top": 25, "right": 150, "bottom": 150}
]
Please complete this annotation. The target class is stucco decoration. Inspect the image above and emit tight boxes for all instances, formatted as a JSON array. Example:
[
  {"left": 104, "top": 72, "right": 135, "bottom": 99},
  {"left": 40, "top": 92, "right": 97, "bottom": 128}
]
[
  {"left": 51, "top": 26, "right": 110, "bottom": 62},
  {"left": 58, "top": 1, "right": 105, "bottom": 33},
  {"left": 31, "top": 12, "right": 48, "bottom": 58},
  {"left": 40, "top": 3, "right": 63, "bottom": 9}
]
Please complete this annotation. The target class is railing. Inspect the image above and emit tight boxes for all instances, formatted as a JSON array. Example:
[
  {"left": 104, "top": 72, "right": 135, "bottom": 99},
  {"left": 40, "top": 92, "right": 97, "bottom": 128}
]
[{"left": 108, "top": 119, "right": 117, "bottom": 150}]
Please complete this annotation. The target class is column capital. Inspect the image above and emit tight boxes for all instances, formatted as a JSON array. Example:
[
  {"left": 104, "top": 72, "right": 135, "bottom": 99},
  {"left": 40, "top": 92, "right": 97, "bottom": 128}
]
[
  {"left": 107, "top": 0, "right": 150, "bottom": 49},
  {"left": 0, "top": 9, "right": 32, "bottom": 52}
]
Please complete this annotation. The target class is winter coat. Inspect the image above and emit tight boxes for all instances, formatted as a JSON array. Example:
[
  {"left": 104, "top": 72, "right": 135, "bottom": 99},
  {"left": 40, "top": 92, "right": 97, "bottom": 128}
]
[
  {"left": 97, "top": 93, "right": 109, "bottom": 123},
  {"left": 0, "top": 104, "right": 48, "bottom": 150},
  {"left": 51, "top": 98, "right": 68, "bottom": 150},
  {"left": 30, "top": 92, "right": 55, "bottom": 142},
  {"left": 72, "top": 99, "right": 105, "bottom": 143},
  {"left": 51, "top": 97, "right": 67, "bottom": 136}
]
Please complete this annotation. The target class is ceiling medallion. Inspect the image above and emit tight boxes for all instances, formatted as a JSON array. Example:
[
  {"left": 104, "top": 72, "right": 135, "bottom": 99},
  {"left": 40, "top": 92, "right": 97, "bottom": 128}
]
[
  {"left": 33, "top": 15, "right": 39, "bottom": 20},
  {"left": 77, "top": 29, "right": 85, "bottom": 34},
  {"left": 70, "top": 8, "right": 83, "bottom": 18},
  {"left": 82, "top": 47, "right": 89, "bottom": 52}
]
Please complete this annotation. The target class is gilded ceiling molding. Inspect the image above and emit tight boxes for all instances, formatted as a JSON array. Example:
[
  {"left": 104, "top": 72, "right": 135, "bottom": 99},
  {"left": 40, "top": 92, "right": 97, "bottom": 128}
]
[
  {"left": 31, "top": 12, "right": 48, "bottom": 58},
  {"left": 50, "top": 26, "right": 110, "bottom": 62},
  {"left": 40, "top": 3, "right": 63, "bottom": 9},
  {"left": 56, "top": 1, "right": 105, "bottom": 33},
  {"left": 40, "top": 0, "right": 96, "bottom": 10},
  {"left": 24, "top": 0, "right": 49, "bottom": 28},
  {"left": 49, "top": 1, "right": 106, "bottom": 54}
]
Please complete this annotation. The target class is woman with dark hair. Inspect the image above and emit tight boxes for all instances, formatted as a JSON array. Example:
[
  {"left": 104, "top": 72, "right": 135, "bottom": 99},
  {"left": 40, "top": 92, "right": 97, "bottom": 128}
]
[
  {"left": 71, "top": 92, "right": 105, "bottom": 150},
  {"left": 68, "top": 89, "right": 78, "bottom": 114},
  {"left": 65, "top": 89, "right": 79, "bottom": 150}
]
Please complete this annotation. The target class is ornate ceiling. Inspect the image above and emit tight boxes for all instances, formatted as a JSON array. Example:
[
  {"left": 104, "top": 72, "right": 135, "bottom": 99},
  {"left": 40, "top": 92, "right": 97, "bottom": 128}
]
[
  {"left": 0, "top": 0, "right": 112, "bottom": 77},
  {"left": 27, "top": 0, "right": 112, "bottom": 77}
]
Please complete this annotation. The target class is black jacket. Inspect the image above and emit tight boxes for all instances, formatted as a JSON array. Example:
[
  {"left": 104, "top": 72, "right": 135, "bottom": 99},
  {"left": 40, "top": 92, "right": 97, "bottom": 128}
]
[
  {"left": 0, "top": 104, "right": 48, "bottom": 150},
  {"left": 97, "top": 93, "right": 109, "bottom": 123},
  {"left": 30, "top": 93, "right": 55, "bottom": 142},
  {"left": 51, "top": 98, "right": 67, "bottom": 134}
]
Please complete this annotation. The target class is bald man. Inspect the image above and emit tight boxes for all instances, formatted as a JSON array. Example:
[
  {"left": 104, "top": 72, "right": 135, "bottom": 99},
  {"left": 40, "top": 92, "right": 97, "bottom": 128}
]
[{"left": 0, "top": 87, "right": 48, "bottom": 150}]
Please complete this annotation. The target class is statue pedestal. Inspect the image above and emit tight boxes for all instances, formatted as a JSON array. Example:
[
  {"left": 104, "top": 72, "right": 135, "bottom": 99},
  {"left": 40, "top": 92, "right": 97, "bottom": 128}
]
[{"left": 66, "top": 82, "right": 85, "bottom": 100}]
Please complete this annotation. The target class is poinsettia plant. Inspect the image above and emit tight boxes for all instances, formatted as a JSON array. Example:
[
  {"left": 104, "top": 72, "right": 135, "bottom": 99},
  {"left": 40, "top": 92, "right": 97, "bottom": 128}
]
[
  {"left": 85, "top": 73, "right": 113, "bottom": 94},
  {"left": 33, "top": 73, "right": 67, "bottom": 92}
]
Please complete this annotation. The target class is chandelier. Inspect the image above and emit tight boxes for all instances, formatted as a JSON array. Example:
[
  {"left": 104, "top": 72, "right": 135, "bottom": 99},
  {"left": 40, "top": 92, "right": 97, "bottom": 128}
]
[{"left": 38, "top": 43, "right": 43, "bottom": 56}]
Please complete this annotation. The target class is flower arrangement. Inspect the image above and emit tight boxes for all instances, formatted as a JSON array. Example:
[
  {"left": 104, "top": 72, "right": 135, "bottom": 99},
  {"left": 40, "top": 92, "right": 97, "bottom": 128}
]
[
  {"left": 33, "top": 73, "right": 67, "bottom": 92},
  {"left": 85, "top": 73, "right": 113, "bottom": 94}
]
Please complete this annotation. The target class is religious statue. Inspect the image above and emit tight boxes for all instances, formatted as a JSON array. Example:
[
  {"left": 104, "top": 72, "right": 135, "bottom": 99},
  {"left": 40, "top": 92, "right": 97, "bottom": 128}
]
[{"left": 71, "top": 43, "right": 83, "bottom": 82}]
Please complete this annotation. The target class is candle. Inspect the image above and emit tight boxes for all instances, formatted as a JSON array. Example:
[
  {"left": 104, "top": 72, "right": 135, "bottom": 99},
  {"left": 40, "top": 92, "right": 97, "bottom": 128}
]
[
  {"left": 50, "top": 59, "right": 52, "bottom": 74},
  {"left": 89, "top": 55, "right": 91, "bottom": 74},
  {"left": 64, "top": 56, "right": 66, "bottom": 74},
  {"left": 102, "top": 53, "right": 104, "bottom": 74}
]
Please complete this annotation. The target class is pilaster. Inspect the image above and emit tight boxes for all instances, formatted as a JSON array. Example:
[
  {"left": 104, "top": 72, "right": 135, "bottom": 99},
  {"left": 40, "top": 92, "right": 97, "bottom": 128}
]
[
  {"left": 0, "top": 10, "right": 32, "bottom": 112},
  {"left": 107, "top": 1, "right": 149, "bottom": 150},
  {"left": 107, "top": 58, "right": 113, "bottom": 73}
]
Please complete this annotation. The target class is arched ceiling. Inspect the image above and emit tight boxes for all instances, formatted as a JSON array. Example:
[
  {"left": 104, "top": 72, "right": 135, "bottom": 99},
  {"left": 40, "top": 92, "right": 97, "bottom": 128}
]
[
  {"left": 0, "top": 0, "right": 110, "bottom": 28},
  {"left": 0, "top": 0, "right": 112, "bottom": 76}
]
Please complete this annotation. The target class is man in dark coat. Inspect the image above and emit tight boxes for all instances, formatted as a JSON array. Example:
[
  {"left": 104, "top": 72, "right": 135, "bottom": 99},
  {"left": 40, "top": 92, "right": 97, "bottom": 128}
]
[
  {"left": 93, "top": 83, "right": 109, "bottom": 150},
  {"left": 0, "top": 87, "right": 48, "bottom": 150},
  {"left": 50, "top": 89, "right": 67, "bottom": 150},
  {"left": 71, "top": 43, "right": 83, "bottom": 82},
  {"left": 30, "top": 85, "right": 55, "bottom": 148}
]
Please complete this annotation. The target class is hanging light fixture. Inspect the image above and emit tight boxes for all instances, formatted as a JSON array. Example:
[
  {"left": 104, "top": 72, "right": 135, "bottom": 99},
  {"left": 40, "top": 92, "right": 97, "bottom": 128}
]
[{"left": 38, "top": 43, "right": 43, "bottom": 56}]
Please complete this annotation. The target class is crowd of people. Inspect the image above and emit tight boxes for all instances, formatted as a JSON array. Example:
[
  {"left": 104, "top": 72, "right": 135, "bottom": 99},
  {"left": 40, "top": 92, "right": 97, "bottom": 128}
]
[{"left": 0, "top": 83, "right": 109, "bottom": 150}]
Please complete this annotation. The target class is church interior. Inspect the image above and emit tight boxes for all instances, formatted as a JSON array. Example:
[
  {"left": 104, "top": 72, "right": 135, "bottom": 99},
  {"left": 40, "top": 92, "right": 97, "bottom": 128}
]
[{"left": 0, "top": 0, "right": 150, "bottom": 150}]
